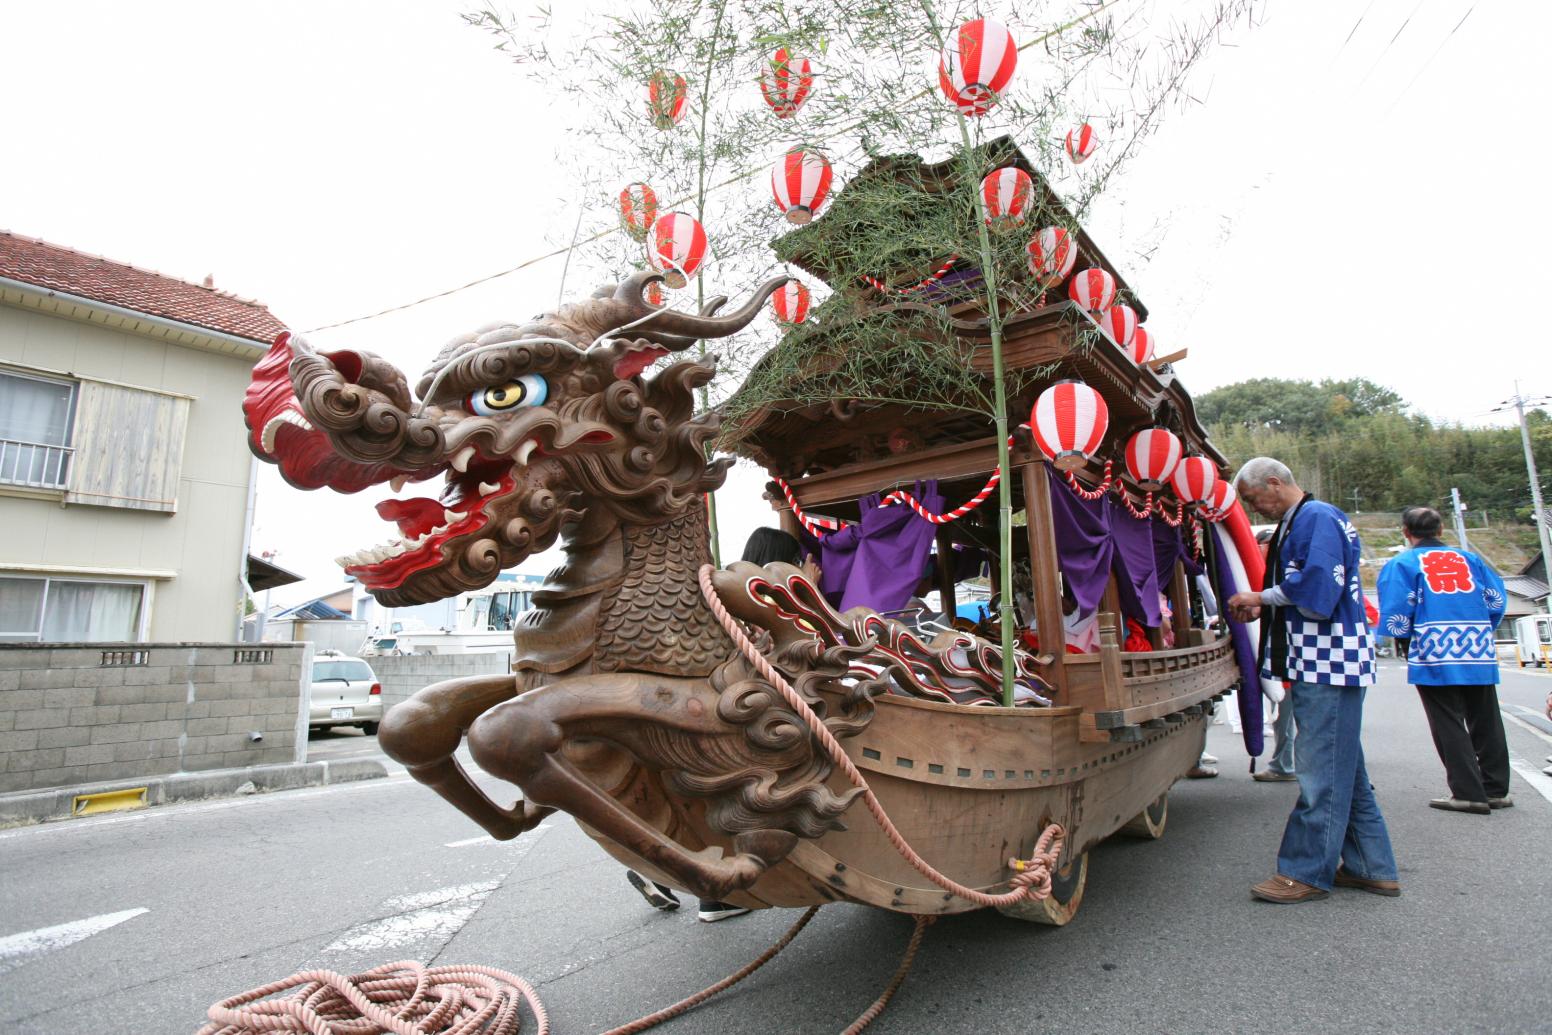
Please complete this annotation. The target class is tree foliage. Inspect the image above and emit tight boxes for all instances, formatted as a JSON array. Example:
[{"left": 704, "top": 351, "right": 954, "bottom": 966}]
[{"left": 1201, "top": 378, "right": 1552, "bottom": 520}]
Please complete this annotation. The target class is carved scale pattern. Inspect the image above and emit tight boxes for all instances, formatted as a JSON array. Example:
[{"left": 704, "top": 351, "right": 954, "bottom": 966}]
[{"left": 594, "top": 510, "right": 731, "bottom": 677}]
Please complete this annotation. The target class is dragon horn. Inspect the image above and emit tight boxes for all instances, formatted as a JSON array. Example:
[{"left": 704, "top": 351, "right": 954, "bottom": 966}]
[{"left": 613, "top": 272, "right": 792, "bottom": 349}]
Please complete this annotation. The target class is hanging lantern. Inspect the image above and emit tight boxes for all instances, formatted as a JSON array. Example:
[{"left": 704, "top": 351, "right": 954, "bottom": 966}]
[
  {"left": 618, "top": 182, "right": 658, "bottom": 242},
  {"left": 980, "top": 167, "right": 1033, "bottom": 230},
  {"left": 1026, "top": 226, "right": 1076, "bottom": 289},
  {"left": 1206, "top": 478, "right": 1238, "bottom": 520},
  {"left": 1065, "top": 124, "right": 1098, "bottom": 164},
  {"left": 1124, "top": 428, "right": 1183, "bottom": 492},
  {"left": 1170, "top": 456, "right": 1219, "bottom": 504},
  {"left": 1032, "top": 380, "right": 1109, "bottom": 472},
  {"left": 1103, "top": 304, "right": 1139, "bottom": 350},
  {"left": 937, "top": 18, "right": 1018, "bottom": 117},
  {"left": 759, "top": 48, "right": 815, "bottom": 119},
  {"left": 645, "top": 70, "right": 688, "bottom": 129},
  {"left": 645, "top": 212, "right": 707, "bottom": 289},
  {"left": 1068, "top": 267, "right": 1116, "bottom": 313},
  {"left": 644, "top": 279, "right": 666, "bottom": 307},
  {"left": 770, "top": 149, "right": 833, "bottom": 225},
  {"left": 771, "top": 279, "right": 811, "bottom": 325},
  {"left": 1130, "top": 325, "right": 1156, "bottom": 365}
]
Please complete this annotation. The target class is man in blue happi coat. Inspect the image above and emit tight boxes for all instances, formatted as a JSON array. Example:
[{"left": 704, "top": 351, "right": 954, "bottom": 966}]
[
  {"left": 1227, "top": 457, "right": 1400, "bottom": 904},
  {"left": 1377, "top": 506, "right": 1511, "bottom": 814}
]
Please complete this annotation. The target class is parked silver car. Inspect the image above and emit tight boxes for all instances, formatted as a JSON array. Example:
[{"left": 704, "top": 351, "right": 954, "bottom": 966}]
[{"left": 308, "top": 652, "right": 383, "bottom": 735}]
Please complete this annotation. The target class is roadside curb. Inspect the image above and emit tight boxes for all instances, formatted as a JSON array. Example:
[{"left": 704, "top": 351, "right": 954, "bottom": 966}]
[{"left": 0, "top": 758, "right": 388, "bottom": 829}]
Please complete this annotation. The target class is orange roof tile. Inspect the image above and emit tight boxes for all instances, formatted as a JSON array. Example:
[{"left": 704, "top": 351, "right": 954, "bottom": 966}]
[{"left": 0, "top": 231, "right": 287, "bottom": 343}]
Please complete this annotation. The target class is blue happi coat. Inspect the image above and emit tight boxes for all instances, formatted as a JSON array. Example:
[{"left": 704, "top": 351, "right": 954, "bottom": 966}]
[
  {"left": 1377, "top": 540, "right": 1506, "bottom": 685},
  {"left": 1264, "top": 499, "right": 1375, "bottom": 687}
]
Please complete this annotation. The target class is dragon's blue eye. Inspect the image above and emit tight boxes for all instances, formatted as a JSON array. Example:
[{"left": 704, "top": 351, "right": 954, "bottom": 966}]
[{"left": 468, "top": 374, "right": 547, "bottom": 415}]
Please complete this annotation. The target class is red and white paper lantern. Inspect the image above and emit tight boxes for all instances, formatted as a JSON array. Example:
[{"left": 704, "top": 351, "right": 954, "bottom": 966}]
[
  {"left": 1103, "top": 304, "right": 1139, "bottom": 350},
  {"left": 938, "top": 18, "right": 1018, "bottom": 116},
  {"left": 980, "top": 166, "right": 1034, "bottom": 229},
  {"left": 1027, "top": 226, "right": 1077, "bottom": 288},
  {"left": 770, "top": 149, "right": 833, "bottom": 225},
  {"left": 1065, "top": 124, "right": 1097, "bottom": 164},
  {"left": 646, "top": 70, "right": 688, "bottom": 129},
  {"left": 1170, "top": 456, "right": 1219, "bottom": 504},
  {"left": 1032, "top": 381, "right": 1109, "bottom": 471},
  {"left": 1124, "top": 428, "right": 1183, "bottom": 491},
  {"left": 759, "top": 48, "right": 815, "bottom": 119},
  {"left": 1129, "top": 325, "right": 1155, "bottom": 365},
  {"left": 618, "top": 182, "right": 657, "bottom": 241},
  {"left": 771, "top": 279, "right": 811, "bottom": 325},
  {"left": 645, "top": 212, "right": 708, "bottom": 289},
  {"left": 1205, "top": 478, "right": 1238, "bottom": 520},
  {"left": 1068, "top": 267, "right": 1116, "bottom": 313},
  {"left": 644, "top": 280, "right": 666, "bottom": 307}
]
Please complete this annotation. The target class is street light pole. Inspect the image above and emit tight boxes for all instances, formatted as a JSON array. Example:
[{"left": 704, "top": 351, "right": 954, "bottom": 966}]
[
  {"left": 1499, "top": 383, "right": 1552, "bottom": 614},
  {"left": 1449, "top": 487, "right": 1471, "bottom": 551}
]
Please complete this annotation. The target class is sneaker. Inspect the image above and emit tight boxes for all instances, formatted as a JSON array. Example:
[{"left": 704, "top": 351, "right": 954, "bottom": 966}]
[
  {"left": 696, "top": 901, "right": 752, "bottom": 923},
  {"left": 1427, "top": 797, "right": 1491, "bottom": 815},
  {"left": 1252, "top": 769, "right": 1297, "bottom": 783},
  {"left": 1251, "top": 874, "right": 1329, "bottom": 904},
  {"left": 1199, "top": 753, "right": 1219, "bottom": 765},
  {"left": 626, "top": 870, "right": 680, "bottom": 911},
  {"left": 1333, "top": 867, "right": 1401, "bottom": 897},
  {"left": 1186, "top": 764, "right": 1218, "bottom": 779},
  {"left": 1488, "top": 795, "right": 1514, "bottom": 810}
]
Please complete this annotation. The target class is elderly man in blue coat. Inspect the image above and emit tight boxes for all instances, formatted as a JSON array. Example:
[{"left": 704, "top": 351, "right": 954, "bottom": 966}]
[
  {"left": 1227, "top": 457, "right": 1400, "bottom": 904},
  {"left": 1377, "top": 505, "right": 1510, "bottom": 814}
]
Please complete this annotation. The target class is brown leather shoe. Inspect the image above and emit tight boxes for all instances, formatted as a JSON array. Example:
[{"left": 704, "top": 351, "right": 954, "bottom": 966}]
[
  {"left": 1252, "top": 769, "right": 1297, "bottom": 782},
  {"left": 1488, "top": 796, "right": 1514, "bottom": 810},
  {"left": 1333, "top": 867, "right": 1401, "bottom": 897},
  {"left": 1251, "top": 875, "right": 1329, "bottom": 904},
  {"left": 1428, "top": 797, "right": 1490, "bottom": 815},
  {"left": 1186, "top": 765, "right": 1218, "bottom": 779}
]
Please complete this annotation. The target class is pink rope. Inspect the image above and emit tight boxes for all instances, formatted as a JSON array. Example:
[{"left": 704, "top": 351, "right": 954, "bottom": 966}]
[{"left": 698, "top": 564, "right": 1064, "bottom": 908}]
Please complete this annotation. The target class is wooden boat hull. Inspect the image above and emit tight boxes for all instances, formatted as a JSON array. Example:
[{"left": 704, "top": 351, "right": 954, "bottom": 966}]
[{"left": 575, "top": 640, "right": 1232, "bottom": 918}]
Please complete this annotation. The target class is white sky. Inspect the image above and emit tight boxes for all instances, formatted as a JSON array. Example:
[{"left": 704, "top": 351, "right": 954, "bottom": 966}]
[{"left": 6, "top": 0, "right": 1546, "bottom": 607}]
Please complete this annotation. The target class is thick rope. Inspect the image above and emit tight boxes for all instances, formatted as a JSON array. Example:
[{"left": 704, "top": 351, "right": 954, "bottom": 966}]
[
  {"left": 197, "top": 962, "right": 548, "bottom": 1035},
  {"left": 597, "top": 907, "right": 819, "bottom": 1035},
  {"left": 860, "top": 255, "right": 960, "bottom": 295},
  {"left": 698, "top": 564, "right": 1063, "bottom": 907},
  {"left": 839, "top": 916, "right": 932, "bottom": 1035}
]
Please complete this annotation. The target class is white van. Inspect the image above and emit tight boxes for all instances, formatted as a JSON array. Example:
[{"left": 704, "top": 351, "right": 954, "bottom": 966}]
[{"left": 1513, "top": 614, "right": 1552, "bottom": 668}]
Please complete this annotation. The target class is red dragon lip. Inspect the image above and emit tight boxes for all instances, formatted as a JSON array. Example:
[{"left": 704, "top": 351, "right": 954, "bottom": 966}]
[{"left": 337, "top": 445, "right": 530, "bottom": 591}]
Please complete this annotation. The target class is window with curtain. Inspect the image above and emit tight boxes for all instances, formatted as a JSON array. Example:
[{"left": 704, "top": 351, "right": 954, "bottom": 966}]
[
  {"left": 0, "top": 577, "right": 145, "bottom": 642},
  {"left": 0, "top": 371, "right": 76, "bottom": 488}
]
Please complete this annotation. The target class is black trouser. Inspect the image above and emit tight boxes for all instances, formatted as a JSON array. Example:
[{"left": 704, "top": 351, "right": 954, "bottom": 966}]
[{"left": 1416, "top": 684, "right": 1511, "bottom": 802}]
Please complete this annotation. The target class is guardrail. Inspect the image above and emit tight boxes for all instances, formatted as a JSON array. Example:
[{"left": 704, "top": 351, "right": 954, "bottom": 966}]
[{"left": 0, "top": 438, "right": 73, "bottom": 489}]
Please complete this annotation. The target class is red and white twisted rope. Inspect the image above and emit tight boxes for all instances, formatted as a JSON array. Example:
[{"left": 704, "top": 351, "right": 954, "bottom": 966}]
[
  {"left": 860, "top": 255, "right": 960, "bottom": 295},
  {"left": 1063, "top": 460, "right": 1114, "bottom": 500}
]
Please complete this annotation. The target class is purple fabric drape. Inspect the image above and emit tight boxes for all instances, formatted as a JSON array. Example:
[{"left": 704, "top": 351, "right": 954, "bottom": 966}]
[
  {"left": 1210, "top": 522, "right": 1265, "bottom": 757},
  {"left": 1044, "top": 468, "right": 1160, "bottom": 626},
  {"left": 1151, "top": 520, "right": 1201, "bottom": 588},
  {"left": 817, "top": 481, "right": 942, "bottom": 614}
]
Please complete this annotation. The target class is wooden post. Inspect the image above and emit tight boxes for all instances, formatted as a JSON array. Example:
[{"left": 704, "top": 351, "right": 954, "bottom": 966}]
[
  {"left": 1170, "top": 560, "right": 1192, "bottom": 644},
  {"left": 1101, "top": 575, "right": 1124, "bottom": 645},
  {"left": 934, "top": 526, "right": 957, "bottom": 619},
  {"left": 1021, "top": 460, "right": 1067, "bottom": 699}
]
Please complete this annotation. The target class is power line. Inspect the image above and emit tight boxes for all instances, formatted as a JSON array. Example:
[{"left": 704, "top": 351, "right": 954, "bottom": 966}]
[
  {"left": 1382, "top": 5, "right": 1473, "bottom": 118},
  {"left": 1354, "top": 0, "right": 1426, "bottom": 91},
  {"left": 302, "top": 0, "right": 1127, "bottom": 334}
]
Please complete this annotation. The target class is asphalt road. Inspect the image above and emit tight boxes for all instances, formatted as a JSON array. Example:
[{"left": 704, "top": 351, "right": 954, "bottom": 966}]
[{"left": 2, "top": 661, "right": 1549, "bottom": 1034}]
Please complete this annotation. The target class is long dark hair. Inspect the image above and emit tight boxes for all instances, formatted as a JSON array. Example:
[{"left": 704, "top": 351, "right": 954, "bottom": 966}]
[{"left": 741, "top": 527, "right": 803, "bottom": 566}]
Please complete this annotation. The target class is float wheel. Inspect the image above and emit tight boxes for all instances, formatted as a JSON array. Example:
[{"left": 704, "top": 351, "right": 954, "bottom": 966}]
[
  {"left": 1118, "top": 792, "right": 1168, "bottom": 840},
  {"left": 997, "top": 850, "right": 1088, "bottom": 926}
]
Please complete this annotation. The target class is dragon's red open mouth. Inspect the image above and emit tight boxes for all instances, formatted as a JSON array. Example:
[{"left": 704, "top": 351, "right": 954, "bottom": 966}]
[{"left": 338, "top": 440, "right": 536, "bottom": 590}]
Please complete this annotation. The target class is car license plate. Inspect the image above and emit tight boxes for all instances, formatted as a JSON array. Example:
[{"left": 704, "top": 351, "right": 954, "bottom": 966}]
[{"left": 331, "top": 707, "right": 353, "bottom": 720}]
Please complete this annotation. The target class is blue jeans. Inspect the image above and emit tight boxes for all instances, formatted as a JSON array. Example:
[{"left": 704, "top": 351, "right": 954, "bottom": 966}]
[
  {"left": 1276, "top": 681, "right": 1398, "bottom": 890},
  {"left": 1268, "top": 695, "right": 1296, "bottom": 774}
]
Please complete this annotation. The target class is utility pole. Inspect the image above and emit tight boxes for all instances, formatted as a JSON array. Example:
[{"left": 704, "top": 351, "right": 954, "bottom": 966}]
[
  {"left": 1349, "top": 488, "right": 1362, "bottom": 516},
  {"left": 1449, "top": 487, "right": 1470, "bottom": 551},
  {"left": 1493, "top": 383, "right": 1552, "bottom": 613}
]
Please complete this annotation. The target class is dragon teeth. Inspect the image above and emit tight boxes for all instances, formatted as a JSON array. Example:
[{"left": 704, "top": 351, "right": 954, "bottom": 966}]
[
  {"left": 388, "top": 475, "right": 409, "bottom": 493},
  {"left": 514, "top": 438, "right": 538, "bottom": 467},
  {"left": 444, "top": 509, "right": 463, "bottom": 524},
  {"left": 478, "top": 481, "right": 500, "bottom": 497},
  {"left": 450, "top": 445, "right": 476, "bottom": 472}
]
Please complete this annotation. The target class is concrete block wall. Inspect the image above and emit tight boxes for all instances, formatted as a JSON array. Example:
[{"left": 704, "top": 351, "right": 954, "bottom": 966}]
[
  {"left": 0, "top": 642, "right": 308, "bottom": 794},
  {"left": 370, "top": 652, "right": 512, "bottom": 712}
]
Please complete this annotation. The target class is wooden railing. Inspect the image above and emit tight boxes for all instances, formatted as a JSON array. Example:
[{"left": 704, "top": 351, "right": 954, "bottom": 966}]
[{"left": 0, "top": 438, "right": 72, "bottom": 489}]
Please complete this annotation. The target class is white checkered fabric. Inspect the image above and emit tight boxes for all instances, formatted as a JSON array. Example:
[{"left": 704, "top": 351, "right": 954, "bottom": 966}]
[{"left": 1283, "top": 619, "right": 1376, "bottom": 687}]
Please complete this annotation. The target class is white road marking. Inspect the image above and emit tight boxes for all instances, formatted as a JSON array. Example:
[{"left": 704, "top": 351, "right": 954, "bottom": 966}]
[
  {"left": 1501, "top": 709, "right": 1552, "bottom": 749},
  {"left": 0, "top": 908, "right": 149, "bottom": 976},
  {"left": 445, "top": 820, "right": 552, "bottom": 849},
  {"left": 1508, "top": 753, "right": 1552, "bottom": 806},
  {"left": 318, "top": 882, "right": 501, "bottom": 956},
  {"left": 444, "top": 836, "right": 493, "bottom": 848}
]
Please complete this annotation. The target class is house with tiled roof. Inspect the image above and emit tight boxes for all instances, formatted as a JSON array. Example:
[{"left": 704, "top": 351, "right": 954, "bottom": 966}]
[{"left": 0, "top": 232, "right": 292, "bottom": 642}]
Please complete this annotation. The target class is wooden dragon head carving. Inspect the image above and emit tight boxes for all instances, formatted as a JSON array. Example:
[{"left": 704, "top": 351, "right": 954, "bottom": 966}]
[{"left": 243, "top": 272, "right": 789, "bottom": 606}]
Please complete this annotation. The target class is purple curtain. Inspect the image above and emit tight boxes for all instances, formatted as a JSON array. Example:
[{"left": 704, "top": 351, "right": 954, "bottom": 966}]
[
  {"left": 1044, "top": 468, "right": 1160, "bottom": 626},
  {"left": 1210, "top": 522, "right": 1264, "bottom": 757},
  {"left": 1104, "top": 498, "right": 1162, "bottom": 627},
  {"left": 817, "top": 481, "right": 943, "bottom": 614}
]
